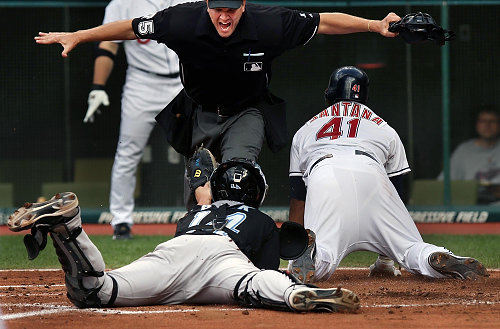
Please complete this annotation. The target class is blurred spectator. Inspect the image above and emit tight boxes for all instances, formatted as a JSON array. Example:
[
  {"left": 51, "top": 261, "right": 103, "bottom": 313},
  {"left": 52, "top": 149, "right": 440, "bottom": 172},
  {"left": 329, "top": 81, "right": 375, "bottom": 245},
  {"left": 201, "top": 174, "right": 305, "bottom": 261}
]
[{"left": 439, "top": 106, "right": 499, "bottom": 204}]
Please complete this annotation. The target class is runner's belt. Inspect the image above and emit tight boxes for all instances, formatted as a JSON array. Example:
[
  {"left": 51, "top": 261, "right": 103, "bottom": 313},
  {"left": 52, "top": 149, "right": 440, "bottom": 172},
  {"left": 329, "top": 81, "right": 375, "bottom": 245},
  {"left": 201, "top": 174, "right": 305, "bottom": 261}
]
[
  {"left": 310, "top": 150, "right": 379, "bottom": 171},
  {"left": 130, "top": 65, "right": 180, "bottom": 79}
]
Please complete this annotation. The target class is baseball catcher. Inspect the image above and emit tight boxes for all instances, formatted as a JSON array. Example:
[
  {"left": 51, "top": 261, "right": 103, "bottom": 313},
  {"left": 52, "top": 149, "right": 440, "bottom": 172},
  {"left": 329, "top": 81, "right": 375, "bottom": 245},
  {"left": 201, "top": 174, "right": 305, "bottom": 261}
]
[{"left": 8, "top": 151, "right": 359, "bottom": 313}]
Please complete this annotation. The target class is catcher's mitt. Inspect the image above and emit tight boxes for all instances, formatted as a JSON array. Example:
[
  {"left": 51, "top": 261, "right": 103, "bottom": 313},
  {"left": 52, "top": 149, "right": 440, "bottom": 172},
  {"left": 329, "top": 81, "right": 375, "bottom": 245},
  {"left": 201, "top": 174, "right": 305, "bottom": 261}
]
[
  {"left": 388, "top": 12, "right": 455, "bottom": 46},
  {"left": 279, "top": 221, "right": 309, "bottom": 260}
]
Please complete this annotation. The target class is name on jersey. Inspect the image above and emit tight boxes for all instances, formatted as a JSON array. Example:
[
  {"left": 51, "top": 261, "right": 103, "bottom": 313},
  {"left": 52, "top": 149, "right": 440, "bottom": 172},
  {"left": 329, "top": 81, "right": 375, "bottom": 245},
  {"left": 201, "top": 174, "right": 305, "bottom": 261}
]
[{"left": 308, "top": 102, "right": 384, "bottom": 126}]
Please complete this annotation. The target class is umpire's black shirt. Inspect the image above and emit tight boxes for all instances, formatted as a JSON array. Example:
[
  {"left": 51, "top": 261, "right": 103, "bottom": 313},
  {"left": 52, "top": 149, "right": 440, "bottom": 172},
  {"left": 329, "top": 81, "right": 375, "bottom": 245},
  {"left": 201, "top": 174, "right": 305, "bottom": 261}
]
[
  {"left": 175, "top": 201, "right": 280, "bottom": 270},
  {"left": 132, "top": 1, "right": 319, "bottom": 112}
]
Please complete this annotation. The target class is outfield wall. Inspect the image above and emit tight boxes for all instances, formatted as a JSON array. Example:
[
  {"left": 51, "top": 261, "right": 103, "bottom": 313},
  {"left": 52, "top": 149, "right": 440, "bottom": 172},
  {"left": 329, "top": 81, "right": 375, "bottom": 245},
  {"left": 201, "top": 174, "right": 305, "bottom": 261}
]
[{"left": 1, "top": 206, "right": 499, "bottom": 225}]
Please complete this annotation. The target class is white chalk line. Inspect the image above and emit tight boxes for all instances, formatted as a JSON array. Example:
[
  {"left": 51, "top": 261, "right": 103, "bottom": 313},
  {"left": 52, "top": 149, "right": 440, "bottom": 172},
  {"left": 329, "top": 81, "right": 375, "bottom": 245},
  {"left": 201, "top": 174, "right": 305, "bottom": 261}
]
[
  {"left": 0, "top": 269, "right": 62, "bottom": 272},
  {"left": 0, "top": 284, "right": 64, "bottom": 288},
  {"left": 0, "top": 303, "right": 251, "bottom": 321},
  {"left": 365, "top": 300, "right": 499, "bottom": 308},
  {"left": 0, "top": 293, "right": 62, "bottom": 297},
  {"left": 1, "top": 308, "right": 73, "bottom": 320}
]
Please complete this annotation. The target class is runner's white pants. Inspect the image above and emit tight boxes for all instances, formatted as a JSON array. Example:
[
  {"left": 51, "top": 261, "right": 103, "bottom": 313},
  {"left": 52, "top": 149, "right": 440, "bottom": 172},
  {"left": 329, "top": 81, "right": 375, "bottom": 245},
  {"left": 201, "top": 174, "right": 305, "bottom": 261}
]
[
  {"left": 301, "top": 155, "right": 450, "bottom": 281},
  {"left": 110, "top": 67, "right": 182, "bottom": 227}
]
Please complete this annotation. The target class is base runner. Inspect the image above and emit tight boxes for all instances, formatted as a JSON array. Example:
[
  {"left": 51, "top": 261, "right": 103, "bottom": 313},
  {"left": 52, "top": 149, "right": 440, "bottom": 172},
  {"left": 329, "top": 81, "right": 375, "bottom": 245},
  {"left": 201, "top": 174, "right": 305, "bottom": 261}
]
[{"left": 287, "top": 66, "right": 489, "bottom": 283}]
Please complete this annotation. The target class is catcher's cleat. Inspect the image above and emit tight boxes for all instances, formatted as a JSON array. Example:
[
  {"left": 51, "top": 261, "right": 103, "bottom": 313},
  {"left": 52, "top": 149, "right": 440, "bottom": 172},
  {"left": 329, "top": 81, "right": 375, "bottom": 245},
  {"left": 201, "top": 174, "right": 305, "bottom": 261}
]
[
  {"left": 289, "top": 230, "right": 316, "bottom": 283},
  {"left": 369, "top": 255, "right": 402, "bottom": 277},
  {"left": 8, "top": 192, "right": 79, "bottom": 232},
  {"left": 428, "top": 252, "right": 489, "bottom": 280},
  {"left": 288, "top": 286, "right": 360, "bottom": 313},
  {"left": 187, "top": 146, "right": 218, "bottom": 193}
]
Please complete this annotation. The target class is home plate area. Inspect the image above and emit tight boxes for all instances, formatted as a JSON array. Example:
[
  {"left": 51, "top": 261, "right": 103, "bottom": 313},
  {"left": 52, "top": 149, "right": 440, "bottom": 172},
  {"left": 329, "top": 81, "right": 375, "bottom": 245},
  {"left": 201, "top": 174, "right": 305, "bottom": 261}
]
[{"left": 1, "top": 269, "right": 499, "bottom": 328}]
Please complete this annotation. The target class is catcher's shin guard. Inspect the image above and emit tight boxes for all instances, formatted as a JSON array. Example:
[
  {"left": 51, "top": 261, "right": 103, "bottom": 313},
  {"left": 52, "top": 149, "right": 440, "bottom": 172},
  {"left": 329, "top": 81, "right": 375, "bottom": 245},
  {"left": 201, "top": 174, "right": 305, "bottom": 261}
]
[
  {"left": 50, "top": 223, "right": 117, "bottom": 308},
  {"left": 233, "top": 270, "right": 302, "bottom": 312}
]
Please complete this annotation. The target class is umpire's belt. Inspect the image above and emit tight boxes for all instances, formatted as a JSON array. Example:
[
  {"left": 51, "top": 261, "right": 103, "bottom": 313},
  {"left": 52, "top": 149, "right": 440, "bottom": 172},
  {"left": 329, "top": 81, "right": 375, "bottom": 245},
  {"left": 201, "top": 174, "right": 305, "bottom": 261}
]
[
  {"left": 201, "top": 104, "right": 241, "bottom": 117},
  {"left": 310, "top": 150, "right": 379, "bottom": 171},
  {"left": 130, "top": 65, "right": 180, "bottom": 79}
]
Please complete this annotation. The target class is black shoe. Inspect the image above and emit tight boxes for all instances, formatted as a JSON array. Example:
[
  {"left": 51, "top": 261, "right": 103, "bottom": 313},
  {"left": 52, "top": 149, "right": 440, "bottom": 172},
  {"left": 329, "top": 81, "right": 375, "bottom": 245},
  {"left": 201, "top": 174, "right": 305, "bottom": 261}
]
[
  {"left": 187, "top": 147, "right": 218, "bottom": 193},
  {"left": 113, "top": 223, "right": 132, "bottom": 240},
  {"left": 428, "top": 252, "right": 489, "bottom": 280},
  {"left": 288, "top": 286, "right": 360, "bottom": 313},
  {"left": 8, "top": 192, "right": 79, "bottom": 232}
]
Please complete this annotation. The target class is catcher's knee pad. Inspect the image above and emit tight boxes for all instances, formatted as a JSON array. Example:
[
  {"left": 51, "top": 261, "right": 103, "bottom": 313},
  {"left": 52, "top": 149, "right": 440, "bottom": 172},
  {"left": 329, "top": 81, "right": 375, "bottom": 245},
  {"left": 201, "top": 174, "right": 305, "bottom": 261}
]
[
  {"left": 233, "top": 270, "right": 298, "bottom": 312},
  {"left": 50, "top": 223, "right": 117, "bottom": 308}
]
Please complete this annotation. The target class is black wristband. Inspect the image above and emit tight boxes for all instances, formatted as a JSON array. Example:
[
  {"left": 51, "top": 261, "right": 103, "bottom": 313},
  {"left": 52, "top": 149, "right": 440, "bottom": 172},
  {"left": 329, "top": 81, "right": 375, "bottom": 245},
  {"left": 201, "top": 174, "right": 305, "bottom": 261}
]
[
  {"left": 90, "top": 84, "right": 106, "bottom": 91},
  {"left": 94, "top": 47, "right": 116, "bottom": 61},
  {"left": 289, "top": 176, "right": 307, "bottom": 201}
]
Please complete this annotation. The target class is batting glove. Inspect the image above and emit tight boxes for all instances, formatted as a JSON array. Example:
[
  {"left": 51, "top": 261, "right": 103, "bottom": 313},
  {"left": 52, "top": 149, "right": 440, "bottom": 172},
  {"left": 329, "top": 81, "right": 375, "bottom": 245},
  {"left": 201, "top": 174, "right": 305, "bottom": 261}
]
[
  {"left": 368, "top": 255, "right": 402, "bottom": 277},
  {"left": 84, "top": 85, "right": 109, "bottom": 123}
]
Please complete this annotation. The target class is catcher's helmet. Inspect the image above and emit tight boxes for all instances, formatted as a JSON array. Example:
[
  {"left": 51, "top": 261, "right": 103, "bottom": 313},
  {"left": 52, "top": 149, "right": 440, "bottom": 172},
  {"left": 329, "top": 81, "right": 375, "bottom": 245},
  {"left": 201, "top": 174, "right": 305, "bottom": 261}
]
[
  {"left": 324, "top": 66, "right": 369, "bottom": 106},
  {"left": 210, "top": 158, "right": 268, "bottom": 208}
]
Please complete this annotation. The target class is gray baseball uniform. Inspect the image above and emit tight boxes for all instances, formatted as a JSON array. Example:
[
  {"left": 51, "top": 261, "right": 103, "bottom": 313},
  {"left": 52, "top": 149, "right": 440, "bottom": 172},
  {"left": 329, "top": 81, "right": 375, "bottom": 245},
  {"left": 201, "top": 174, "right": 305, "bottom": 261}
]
[
  {"left": 58, "top": 204, "right": 298, "bottom": 308},
  {"left": 102, "top": 0, "right": 189, "bottom": 227}
]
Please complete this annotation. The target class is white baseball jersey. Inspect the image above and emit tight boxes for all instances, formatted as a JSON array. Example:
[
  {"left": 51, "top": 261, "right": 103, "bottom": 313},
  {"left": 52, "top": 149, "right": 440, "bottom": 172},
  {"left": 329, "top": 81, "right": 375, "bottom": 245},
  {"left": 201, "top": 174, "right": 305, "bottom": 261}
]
[
  {"left": 290, "top": 101, "right": 411, "bottom": 179},
  {"left": 104, "top": 0, "right": 191, "bottom": 226},
  {"left": 288, "top": 101, "right": 452, "bottom": 281},
  {"left": 103, "top": 0, "right": 190, "bottom": 75}
]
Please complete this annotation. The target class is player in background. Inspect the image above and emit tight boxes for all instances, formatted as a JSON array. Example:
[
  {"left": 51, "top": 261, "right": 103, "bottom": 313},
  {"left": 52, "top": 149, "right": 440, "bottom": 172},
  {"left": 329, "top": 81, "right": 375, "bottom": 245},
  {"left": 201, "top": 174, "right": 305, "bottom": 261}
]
[
  {"left": 85, "top": 0, "right": 193, "bottom": 240},
  {"left": 7, "top": 155, "right": 360, "bottom": 313},
  {"left": 287, "top": 66, "right": 489, "bottom": 283}
]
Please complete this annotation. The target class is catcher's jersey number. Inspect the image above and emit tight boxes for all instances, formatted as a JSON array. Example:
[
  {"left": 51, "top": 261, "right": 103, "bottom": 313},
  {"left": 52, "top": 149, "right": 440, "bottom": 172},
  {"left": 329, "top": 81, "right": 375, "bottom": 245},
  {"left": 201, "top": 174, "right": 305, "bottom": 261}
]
[{"left": 188, "top": 210, "right": 247, "bottom": 234}]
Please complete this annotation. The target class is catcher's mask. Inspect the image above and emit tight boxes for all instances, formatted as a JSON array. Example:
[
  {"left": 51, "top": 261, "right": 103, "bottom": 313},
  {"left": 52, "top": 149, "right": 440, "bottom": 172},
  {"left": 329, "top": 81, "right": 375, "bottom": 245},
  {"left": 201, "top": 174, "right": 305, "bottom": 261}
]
[
  {"left": 210, "top": 158, "right": 268, "bottom": 208},
  {"left": 324, "top": 66, "right": 369, "bottom": 106},
  {"left": 388, "top": 12, "right": 455, "bottom": 46}
]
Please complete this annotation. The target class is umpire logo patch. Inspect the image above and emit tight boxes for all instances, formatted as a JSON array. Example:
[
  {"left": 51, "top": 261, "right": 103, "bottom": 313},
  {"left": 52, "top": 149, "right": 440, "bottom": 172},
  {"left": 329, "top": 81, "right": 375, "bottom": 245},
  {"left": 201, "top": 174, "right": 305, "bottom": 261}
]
[
  {"left": 244, "top": 62, "right": 263, "bottom": 72},
  {"left": 138, "top": 20, "right": 154, "bottom": 35}
]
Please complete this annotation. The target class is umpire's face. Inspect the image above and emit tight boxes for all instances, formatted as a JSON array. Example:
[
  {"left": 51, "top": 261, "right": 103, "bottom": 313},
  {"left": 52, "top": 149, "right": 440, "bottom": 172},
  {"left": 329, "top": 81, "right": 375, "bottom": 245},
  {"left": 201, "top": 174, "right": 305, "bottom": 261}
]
[{"left": 206, "top": 0, "right": 246, "bottom": 38}]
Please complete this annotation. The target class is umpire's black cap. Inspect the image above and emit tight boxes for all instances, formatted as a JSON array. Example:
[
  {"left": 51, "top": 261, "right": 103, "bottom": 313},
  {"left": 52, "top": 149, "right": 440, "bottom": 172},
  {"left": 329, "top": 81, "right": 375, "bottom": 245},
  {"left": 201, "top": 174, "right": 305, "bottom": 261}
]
[{"left": 208, "top": 0, "right": 243, "bottom": 9}]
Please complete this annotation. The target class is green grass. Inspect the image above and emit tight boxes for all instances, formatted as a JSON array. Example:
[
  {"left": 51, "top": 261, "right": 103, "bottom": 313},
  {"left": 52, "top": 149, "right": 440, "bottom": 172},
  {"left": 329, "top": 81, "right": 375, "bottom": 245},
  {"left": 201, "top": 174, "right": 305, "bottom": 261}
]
[
  {"left": 1, "top": 234, "right": 499, "bottom": 269},
  {"left": 337, "top": 234, "right": 500, "bottom": 269},
  {"left": 0, "top": 235, "right": 172, "bottom": 269}
]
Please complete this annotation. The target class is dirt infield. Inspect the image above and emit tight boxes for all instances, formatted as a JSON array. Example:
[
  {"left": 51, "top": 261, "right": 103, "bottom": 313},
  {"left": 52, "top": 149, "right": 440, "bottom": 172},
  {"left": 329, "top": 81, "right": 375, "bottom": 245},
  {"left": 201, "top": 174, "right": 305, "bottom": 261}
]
[{"left": 1, "top": 269, "right": 498, "bottom": 329}]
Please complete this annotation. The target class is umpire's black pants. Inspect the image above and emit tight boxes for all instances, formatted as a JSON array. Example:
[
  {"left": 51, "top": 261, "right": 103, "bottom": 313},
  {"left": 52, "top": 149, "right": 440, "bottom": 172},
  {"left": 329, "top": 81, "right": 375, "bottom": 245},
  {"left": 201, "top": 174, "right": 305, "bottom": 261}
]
[{"left": 183, "top": 107, "right": 265, "bottom": 206}]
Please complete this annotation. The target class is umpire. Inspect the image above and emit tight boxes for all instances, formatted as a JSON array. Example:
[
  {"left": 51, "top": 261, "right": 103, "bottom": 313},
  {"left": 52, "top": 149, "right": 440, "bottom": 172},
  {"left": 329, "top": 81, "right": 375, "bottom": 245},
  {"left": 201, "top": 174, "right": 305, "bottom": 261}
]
[
  {"left": 142, "top": 0, "right": 400, "bottom": 162},
  {"left": 36, "top": 0, "right": 400, "bottom": 157},
  {"left": 35, "top": 0, "right": 400, "bottom": 198}
]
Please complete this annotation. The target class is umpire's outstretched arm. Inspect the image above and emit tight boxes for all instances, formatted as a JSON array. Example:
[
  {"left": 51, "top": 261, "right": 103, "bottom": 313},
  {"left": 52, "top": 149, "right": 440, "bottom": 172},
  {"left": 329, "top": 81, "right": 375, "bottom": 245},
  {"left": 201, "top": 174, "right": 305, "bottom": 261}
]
[
  {"left": 34, "top": 19, "right": 136, "bottom": 57},
  {"left": 318, "top": 12, "right": 400, "bottom": 37}
]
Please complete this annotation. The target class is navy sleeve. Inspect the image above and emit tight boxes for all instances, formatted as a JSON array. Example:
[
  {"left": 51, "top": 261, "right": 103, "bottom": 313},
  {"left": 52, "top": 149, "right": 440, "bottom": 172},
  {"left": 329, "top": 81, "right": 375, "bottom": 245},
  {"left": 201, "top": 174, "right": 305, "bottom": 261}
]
[
  {"left": 280, "top": 8, "right": 320, "bottom": 49},
  {"left": 389, "top": 174, "right": 406, "bottom": 202},
  {"left": 251, "top": 226, "right": 280, "bottom": 270},
  {"left": 132, "top": 9, "right": 172, "bottom": 43},
  {"left": 289, "top": 176, "right": 307, "bottom": 201}
]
